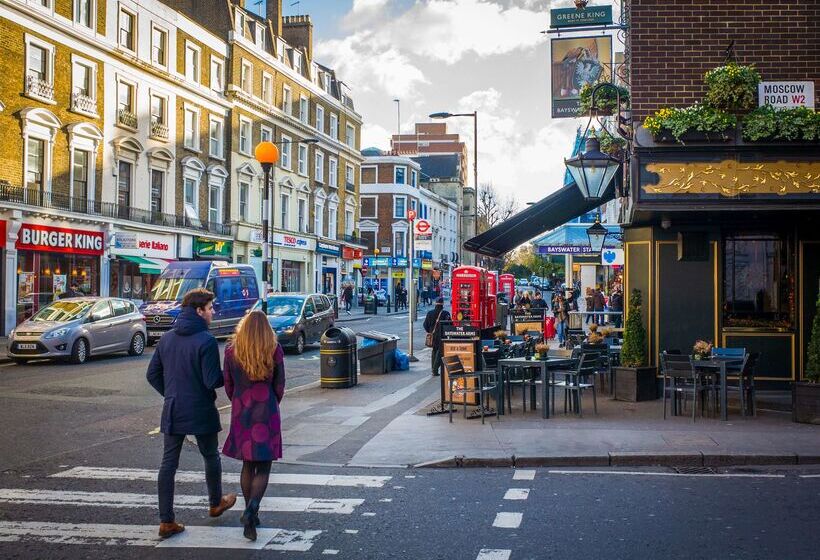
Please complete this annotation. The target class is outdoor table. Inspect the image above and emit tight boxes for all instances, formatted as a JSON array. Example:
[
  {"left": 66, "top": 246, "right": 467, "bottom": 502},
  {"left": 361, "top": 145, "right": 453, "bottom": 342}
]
[
  {"left": 693, "top": 356, "right": 744, "bottom": 421},
  {"left": 496, "top": 357, "right": 575, "bottom": 419}
]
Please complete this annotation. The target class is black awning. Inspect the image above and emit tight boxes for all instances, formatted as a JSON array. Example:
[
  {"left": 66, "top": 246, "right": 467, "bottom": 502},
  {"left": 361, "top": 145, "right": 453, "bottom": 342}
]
[{"left": 464, "top": 181, "right": 616, "bottom": 258}]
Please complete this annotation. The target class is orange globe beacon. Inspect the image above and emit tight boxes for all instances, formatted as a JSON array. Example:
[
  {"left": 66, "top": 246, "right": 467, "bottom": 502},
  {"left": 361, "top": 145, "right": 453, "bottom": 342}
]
[{"left": 254, "top": 141, "right": 279, "bottom": 165}]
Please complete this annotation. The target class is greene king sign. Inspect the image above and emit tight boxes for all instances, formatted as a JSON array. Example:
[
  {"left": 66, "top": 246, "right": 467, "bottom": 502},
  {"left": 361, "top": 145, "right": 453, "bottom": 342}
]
[{"left": 758, "top": 82, "right": 815, "bottom": 109}]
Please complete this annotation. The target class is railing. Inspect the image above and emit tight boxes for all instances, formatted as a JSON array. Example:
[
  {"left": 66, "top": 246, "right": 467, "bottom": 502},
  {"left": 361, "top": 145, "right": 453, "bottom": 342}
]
[
  {"left": 150, "top": 120, "right": 169, "bottom": 140},
  {"left": 71, "top": 92, "right": 97, "bottom": 114},
  {"left": 26, "top": 75, "right": 54, "bottom": 101},
  {"left": 118, "top": 108, "right": 137, "bottom": 128},
  {"left": 342, "top": 233, "right": 365, "bottom": 245},
  {"left": 0, "top": 184, "right": 232, "bottom": 236}
]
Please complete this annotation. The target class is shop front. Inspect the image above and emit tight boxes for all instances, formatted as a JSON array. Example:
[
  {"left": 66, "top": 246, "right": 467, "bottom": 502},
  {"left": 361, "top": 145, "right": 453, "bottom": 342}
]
[
  {"left": 341, "top": 246, "right": 363, "bottom": 298},
  {"left": 317, "top": 241, "right": 341, "bottom": 297},
  {"left": 14, "top": 222, "right": 104, "bottom": 324},
  {"left": 110, "top": 230, "right": 176, "bottom": 304},
  {"left": 194, "top": 237, "right": 234, "bottom": 261},
  {"left": 273, "top": 233, "right": 315, "bottom": 293}
]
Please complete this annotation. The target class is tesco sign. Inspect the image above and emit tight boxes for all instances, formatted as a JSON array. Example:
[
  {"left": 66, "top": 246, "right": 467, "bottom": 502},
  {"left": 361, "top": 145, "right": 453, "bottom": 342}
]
[{"left": 17, "top": 224, "right": 104, "bottom": 256}]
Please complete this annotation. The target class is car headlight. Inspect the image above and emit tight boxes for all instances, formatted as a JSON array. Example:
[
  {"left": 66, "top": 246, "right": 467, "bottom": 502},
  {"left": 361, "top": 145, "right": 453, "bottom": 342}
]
[
  {"left": 282, "top": 326, "right": 295, "bottom": 334},
  {"left": 44, "top": 328, "right": 70, "bottom": 340}
]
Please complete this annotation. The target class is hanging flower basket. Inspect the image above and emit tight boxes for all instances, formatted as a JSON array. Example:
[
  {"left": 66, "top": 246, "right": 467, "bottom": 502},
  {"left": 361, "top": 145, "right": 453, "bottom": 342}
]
[{"left": 704, "top": 63, "right": 761, "bottom": 112}]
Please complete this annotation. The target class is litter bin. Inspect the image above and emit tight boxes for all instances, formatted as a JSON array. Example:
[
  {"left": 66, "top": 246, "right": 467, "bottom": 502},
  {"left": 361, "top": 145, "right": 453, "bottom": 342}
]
[
  {"left": 364, "top": 295, "right": 378, "bottom": 315},
  {"left": 356, "top": 330, "right": 399, "bottom": 374},
  {"left": 320, "top": 327, "right": 358, "bottom": 388},
  {"left": 327, "top": 294, "right": 339, "bottom": 319}
]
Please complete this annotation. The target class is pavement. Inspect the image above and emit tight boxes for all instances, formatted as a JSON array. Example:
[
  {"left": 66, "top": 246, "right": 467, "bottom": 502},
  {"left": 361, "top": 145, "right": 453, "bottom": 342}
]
[{"left": 335, "top": 302, "right": 432, "bottom": 323}]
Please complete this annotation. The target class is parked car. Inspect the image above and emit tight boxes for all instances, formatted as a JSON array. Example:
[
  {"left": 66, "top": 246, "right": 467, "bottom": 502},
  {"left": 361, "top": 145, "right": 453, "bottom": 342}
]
[
  {"left": 141, "top": 261, "right": 259, "bottom": 345},
  {"left": 253, "top": 293, "right": 335, "bottom": 354},
  {"left": 8, "top": 297, "right": 147, "bottom": 365}
]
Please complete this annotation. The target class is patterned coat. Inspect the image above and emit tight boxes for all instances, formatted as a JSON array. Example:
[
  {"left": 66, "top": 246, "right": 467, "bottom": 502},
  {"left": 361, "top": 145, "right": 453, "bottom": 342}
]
[{"left": 221, "top": 344, "right": 286, "bottom": 461}]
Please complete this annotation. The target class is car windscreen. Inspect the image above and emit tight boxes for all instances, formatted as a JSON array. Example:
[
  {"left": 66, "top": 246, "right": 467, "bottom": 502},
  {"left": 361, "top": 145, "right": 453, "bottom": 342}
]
[
  {"left": 267, "top": 297, "right": 305, "bottom": 317},
  {"left": 149, "top": 269, "right": 206, "bottom": 302},
  {"left": 31, "top": 300, "right": 94, "bottom": 322}
]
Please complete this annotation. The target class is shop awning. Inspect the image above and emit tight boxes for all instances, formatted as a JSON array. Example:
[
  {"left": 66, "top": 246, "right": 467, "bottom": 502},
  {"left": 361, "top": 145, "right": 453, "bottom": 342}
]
[
  {"left": 463, "top": 180, "right": 617, "bottom": 258},
  {"left": 119, "top": 255, "right": 169, "bottom": 275}
]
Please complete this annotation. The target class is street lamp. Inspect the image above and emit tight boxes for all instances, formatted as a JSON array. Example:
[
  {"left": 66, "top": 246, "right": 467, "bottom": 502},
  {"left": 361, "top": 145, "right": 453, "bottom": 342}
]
[
  {"left": 586, "top": 219, "right": 609, "bottom": 255},
  {"left": 565, "top": 136, "right": 621, "bottom": 200},
  {"left": 429, "top": 110, "right": 478, "bottom": 265}
]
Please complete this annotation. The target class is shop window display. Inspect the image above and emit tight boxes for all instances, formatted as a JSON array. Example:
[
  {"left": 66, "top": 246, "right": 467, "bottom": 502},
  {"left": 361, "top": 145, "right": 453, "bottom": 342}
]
[{"left": 16, "top": 251, "right": 99, "bottom": 324}]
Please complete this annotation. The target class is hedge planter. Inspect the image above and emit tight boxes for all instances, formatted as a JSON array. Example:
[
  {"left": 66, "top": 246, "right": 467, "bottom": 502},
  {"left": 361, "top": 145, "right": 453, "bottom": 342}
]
[
  {"left": 652, "top": 128, "right": 734, "bottom": 143},
  {"left": 792, "top": 382, "right": 820, "bottom": 425},
  {"left": 614, "top": 366, "right": 658, "bottom": 402}
]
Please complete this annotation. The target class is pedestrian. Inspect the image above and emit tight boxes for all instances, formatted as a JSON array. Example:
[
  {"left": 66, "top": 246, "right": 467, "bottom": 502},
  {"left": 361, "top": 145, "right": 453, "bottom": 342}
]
[
  {"left": 146, "top": 288, "right": 237, "bottom": 539},
  {"left": 610, "top": 288, "right": 624, "bottom": 328},
  {"left": 554, "top": 294, "right": 569, "bottom": 347},
  {"left": 342, "top": 283, "right": 354, "bottom": 314},
  {"left": 520, "top": 291, "right": 532, "bottom": 308},
  {"left": 593, "top": 286, "right": 606, "bottom": 325},
  {"left": 584, "top": 288, "right": 595, "bottom": 324},
  {"left": 514, "top": 290, "right": 523, "bottom": 306},
  {"left": 423, "top": 297, "right": 451, "bottom": 376},
  {"left": 222, "top": 310, "right": 286, "bottom": 541},
  {"left": 531, "top": 291, "right": 547, "bottom": 309}
]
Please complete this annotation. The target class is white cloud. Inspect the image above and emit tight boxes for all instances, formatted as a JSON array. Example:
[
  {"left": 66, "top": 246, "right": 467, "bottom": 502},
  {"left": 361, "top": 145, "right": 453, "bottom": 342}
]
[{"left": 361, "top": 122, "right": 394, "bottom": 150}]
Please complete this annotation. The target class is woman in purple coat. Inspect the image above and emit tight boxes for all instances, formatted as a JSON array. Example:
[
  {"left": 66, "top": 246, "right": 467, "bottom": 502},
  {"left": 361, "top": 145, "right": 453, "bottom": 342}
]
[{"left": 222, "top": 310, "right": 286, "bottom": 541}]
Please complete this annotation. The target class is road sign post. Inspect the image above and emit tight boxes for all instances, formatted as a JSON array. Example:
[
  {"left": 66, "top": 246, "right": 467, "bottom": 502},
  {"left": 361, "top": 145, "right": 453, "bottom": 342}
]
[{"left": 407, "top": 211, "right": 419, "bottom": 362}]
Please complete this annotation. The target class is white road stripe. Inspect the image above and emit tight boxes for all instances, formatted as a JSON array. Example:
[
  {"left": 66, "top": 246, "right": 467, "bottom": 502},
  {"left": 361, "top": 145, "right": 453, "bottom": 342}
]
[
  {"left": 477, "top": 549, "right": 512, "bottom": 560},
  {"left": 51, "top": 466, "right": 391, "bottom": 488},
  {"left": 0, "top": 521, "right": 320, "bottom": 551},
  {"left": 512, "top": 469, "right": 536, "bottom": 481},
  {"left": 547, "top": 470, "right": 786, "bottom": 479},
  {"left": 799, "top": 474, "right": 820, "bottom": 478},
  {"left": 0, "top": 488, "right": 363, "bottom": 514},
  {"left": 503, "top": 488, "right": 530, "bottom": 500},
  {"left": 492, "top": 512, "right": 523, "bottom": 529}
]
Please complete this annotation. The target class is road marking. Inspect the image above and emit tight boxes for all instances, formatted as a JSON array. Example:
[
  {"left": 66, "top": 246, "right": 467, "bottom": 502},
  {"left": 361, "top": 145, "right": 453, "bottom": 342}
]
[
  {"left": 492, "top": 512, "right": 523, "bottom": 529},
  {"left": 799, "top": 474, "right": 820, "bottom": 478},
  {"left": 547, "top": 470, "right": 786, "bottom": 479},
  {"left": 0, "top": 521, "right": 320, "bottom": 551},
  {"left": 477, "top": 549, "right": 512, "bottom": 560},
  {"left": 512, "top": 469, "right": 536, "bottom": 480},
  {"left": 51, "top": 466, "right": 392, "bottom": 488},
  {"left": 0, "top": 488, "right": 364, "bottom": 514},
  {"left": 379, "top": 498, "right": 392, "bottom": 503},
  {"left": 503, "top": 488, "right": 530, "bottom": 500},
  {"left": 361, "top": 512, "right": 376, "bottom": 517},
  {"left": 147, "top": 427, "right": 160, "bottom": 435},
  {"left": 322, "top": 550, "right": 339, "bottom": 555},
  {"left": 344, "top": 529, "right": 359, "bottom": 534}
]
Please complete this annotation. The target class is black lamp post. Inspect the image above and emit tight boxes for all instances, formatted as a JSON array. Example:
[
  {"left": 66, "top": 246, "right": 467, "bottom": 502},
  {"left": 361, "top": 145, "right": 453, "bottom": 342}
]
[
  {"left": 565, "top": 136, "right": 621, "bottom": 200},
  {"left": 586, "top": 219, "right": 609, "bottom": 255}
]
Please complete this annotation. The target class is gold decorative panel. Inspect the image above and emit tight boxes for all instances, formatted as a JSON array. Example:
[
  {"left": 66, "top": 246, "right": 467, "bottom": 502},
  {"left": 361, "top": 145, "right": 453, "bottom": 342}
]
[{"left": 643, "top": 160, "right": 820, "bottom": 196}]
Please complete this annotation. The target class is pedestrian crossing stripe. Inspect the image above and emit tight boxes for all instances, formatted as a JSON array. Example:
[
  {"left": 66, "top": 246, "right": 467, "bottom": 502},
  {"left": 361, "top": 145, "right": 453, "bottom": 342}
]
[
  {"left": 0, "top": 489, "right": 364, "bottom": 514},
  {"left": 0, "top": 521, "right": 320, "bottom": 551},
  {"left": 51, "top": 466, "right": 392, "bottom": 488}
]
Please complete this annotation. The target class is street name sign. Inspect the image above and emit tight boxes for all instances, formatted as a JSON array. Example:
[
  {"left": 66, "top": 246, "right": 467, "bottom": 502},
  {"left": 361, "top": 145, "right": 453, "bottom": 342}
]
[{"left": 758, "top": 81, "right": 814, "bottom": 109}]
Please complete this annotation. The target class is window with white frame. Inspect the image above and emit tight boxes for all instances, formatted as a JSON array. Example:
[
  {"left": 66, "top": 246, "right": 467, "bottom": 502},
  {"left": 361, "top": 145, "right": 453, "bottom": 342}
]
[
  {"left": 315, "top": 201, "right": 324, "bottom": 237},
  {"left": 299, "top": 96, "right": 308, "bottom": 124},
  {"left": 26, "top": 137, "right": 46, "bottom": 192},
  {"left": 394, "top": 196, "right": 406, "bottom": 218},
  {"left": 262, "top": 72, "right": 272, "bottom": 105},
  {"left": 293, "top": 50, "right": 302, "bottom": 74},
  {"left": 118, "top": 8, "right": 135, "bottom": 51},
  {"left": 209, "top": 117, "right": 223, "bottom": 158},
  {"left": 185, "top": 43, "right": 201, "bottom": 83},
  {"left": 260, "top": 125, "right": 272, "bottom": 143},
  {"left": 255, "top": 22, "right": 266, "bottom": 50},
  {"left": 72, "top": 148, "right": 90, "bottom": 200},
  {"left": 345, "top": 209, "right": 354, "bottom": 236},
  {"left": 297, "top": 144, "right": 308, "bottom": 176},
  {"left": 280, "top": 193, "right": 289, "bottom": 229},
  {"left": 117, "top": 80, "right": 136, "bottom": 127},
  {"left": 235, "top": 8, "right": 246, "bottom": 35},
  {"left": 328, "top": 157, "right": 338, "bottom": 188},
  {"left": 345, "top": 123, "right": 355, "bottom": 148},
  {"left": 208, "top": 181, "right": 222, "bottom": 223},
  {"left": 394, "top": 231, "right": 406, "bottom": 257},
  {"left": 328, "top": 205, "right": 337, "bottom": 239},
  {"left": 238, "top": 118, "right": 251, "bottom": 155},
  {"left": 345, "top": 163, "right": 354, "bottom": 189},
  {"left": 410, "top": 169, "right": 418, "bottom": 187},
  {"left": 184, "top": 176, "right": 198, "bottom": 209},
  {"left": 314, "top": 151, "right": 324, "bottom": 183},
  {"left": 240, "top": 60, "right": 252, "bottom": 94},
  {"left": 151, "top": 25, "right": 167, "bottom": 66},
  {"left": 298, "top": 198, "right": 307, "bottom": 232},
  {"left": 394, "top": 166, "right": 406, "bottom": 184},
  {"left": 71, "top": 59, "right": 95, "bottom": 109},
  {"left": 184, "top": 107, "right": 199, "bottom": 149},
  {"left": 74, "top": 0, "right": 93, "bottom": 28},
  {"left": 210, "top": 57, "right": 224, "bottom": 91},
  {"left": 150, "top": 94, "right": 166, "bottom": 134},
  {"left": 280, "top": 135, "right": 291, "bottom": 169},
  {"left": 25, "top": 37, "right": 54, "bottom": 100},
  {"left": 239, "top": 180, "right": 249, "bottom": 221},
  {"left": 329, "top": 113, "right": 338, "bottom": 140},
  {"left": 315, "top": 105, "right": 324, "bottom": 133},
  {"left": 323, "top": 73, "right": 331, "bottom": 92},
  {"left": 282, "top": 85, "right": 292, "bottom": 115},
  {"left": 150, "top": 168, "right": 164, "bottom": 214}
]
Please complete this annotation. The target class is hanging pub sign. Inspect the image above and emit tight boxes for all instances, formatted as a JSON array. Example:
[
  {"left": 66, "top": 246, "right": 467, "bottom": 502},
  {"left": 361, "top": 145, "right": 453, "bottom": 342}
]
[
  {"left": 550, "top": 35, "right": 613, "bottom": 118},
  {"left": 550, "top": 5, "right": 613, "bottom": 28},
  {"left": 758, "top": 81, "right": 814, "bottom": 109}
]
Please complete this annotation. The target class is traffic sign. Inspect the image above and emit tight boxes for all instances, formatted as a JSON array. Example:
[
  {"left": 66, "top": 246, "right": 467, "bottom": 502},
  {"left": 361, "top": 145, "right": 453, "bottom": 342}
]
[
  {"left": 414, "top": 219, "right": 431, "bottom": 235},
  {"left": 407, "top": 209, "right": 417, "bottom": 221}
]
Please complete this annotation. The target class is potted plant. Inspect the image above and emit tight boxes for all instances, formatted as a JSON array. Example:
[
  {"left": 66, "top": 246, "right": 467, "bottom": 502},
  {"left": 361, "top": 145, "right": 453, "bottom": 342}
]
[
  {"left": 614, "top": 289, "right": 657, "bottom": 402},
  {"left": 794, "top": 297, "right": 820, "bottom": 424},
  {"left": 692, "top": 340, "right": 713, "bottom": 361},
  {"left": 578, "top": 82, "right": 630, "bottom": 116},
  {"left": 534, "top": 342, "right": 549, "bottom": 360},
  {"left": 494, "top": 329, "right": 508, "bottom": 341},
  {"left": 742, "top": 105, "right": 820, "bottom": 143},
  {"left": 643, "top": 103, "right": 737, "bottom": 143},
  {"left": 703, "top": 63, "right": 761, "bottom": 112}
]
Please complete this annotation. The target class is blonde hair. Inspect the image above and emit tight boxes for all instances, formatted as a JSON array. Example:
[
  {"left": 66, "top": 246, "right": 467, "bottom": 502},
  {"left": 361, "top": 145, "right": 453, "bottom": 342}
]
[{"left": 232, "top": 310, "right": 279, "bottom": 381}]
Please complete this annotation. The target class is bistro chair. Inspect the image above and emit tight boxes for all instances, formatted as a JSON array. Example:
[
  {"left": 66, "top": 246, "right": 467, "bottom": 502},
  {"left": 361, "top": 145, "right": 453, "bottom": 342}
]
[
  {"left": 443, "top": 355, "right": 498, "bottom": 425},
  {"left": 660, "top": 352, "right": 712, "bottom": 421},
  {"left": 581, "top": 343, "right": 609, "bottom": 392},
  {"left": 725, "top": 352, "right": 759, "bottom": 417},
  {"left": 551, "top": 353, "right": 598, "bottom": 417}
]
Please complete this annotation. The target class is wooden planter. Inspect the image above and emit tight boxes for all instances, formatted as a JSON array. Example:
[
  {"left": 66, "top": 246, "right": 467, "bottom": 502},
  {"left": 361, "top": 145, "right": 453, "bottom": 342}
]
[
  {"left": 614, "top": 366, "right": 658, "bottom": 402},
  {"left": 653, "top": 128, "right": 734, "bottom": 143},
  {"left": 792, "top": 382, "right": 820, "bottom": 425}
]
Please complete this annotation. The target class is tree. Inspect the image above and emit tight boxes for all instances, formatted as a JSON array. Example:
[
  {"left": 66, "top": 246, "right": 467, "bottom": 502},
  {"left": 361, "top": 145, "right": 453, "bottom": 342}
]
[
  {"left": 620, "top": 289, "right": 648, "bottom": 368},
  {"left": 477, "top": 182, "right": 518, "bottom": 235}
]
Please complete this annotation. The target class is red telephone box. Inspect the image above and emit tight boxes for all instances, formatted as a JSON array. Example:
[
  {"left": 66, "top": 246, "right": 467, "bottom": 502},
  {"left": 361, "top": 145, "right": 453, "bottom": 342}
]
[
  {"left": 451, "top": 266, "right": 486, "bottom": 327},
  {"left": 499, "top": 273, "right": 515, "bottom": 303},
  {"left": 485, "top": 271, "right": 498, "bottom": 328}
]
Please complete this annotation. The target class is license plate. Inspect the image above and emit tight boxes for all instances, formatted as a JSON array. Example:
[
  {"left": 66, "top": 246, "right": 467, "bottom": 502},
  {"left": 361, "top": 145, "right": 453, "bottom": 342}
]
[
  {"left": 17, "top": 343, "right": 37, "bottom": 350},
  {"left": 148, "top": 331, "right": 164, "bottom": 338}
]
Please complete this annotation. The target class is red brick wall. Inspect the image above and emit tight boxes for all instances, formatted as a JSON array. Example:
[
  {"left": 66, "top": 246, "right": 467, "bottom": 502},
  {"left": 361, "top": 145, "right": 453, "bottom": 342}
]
[{"left": 628, "top": 0, "right": 820, "bottom": 119}]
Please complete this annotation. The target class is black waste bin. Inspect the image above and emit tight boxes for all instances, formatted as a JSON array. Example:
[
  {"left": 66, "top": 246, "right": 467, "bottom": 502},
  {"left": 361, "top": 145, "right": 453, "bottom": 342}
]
[
  {"left": 364, "top": 295, "right": 378, "bottom": 315},
  {"left": 356, "top": 330, "right": 399, "bottom": 374},
  {"left": 320, "top": 327, "right": 358, "bottom": 388}
]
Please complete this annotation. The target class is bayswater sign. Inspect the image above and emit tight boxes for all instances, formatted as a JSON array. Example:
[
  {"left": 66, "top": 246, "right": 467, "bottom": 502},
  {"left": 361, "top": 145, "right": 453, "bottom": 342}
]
[
  {"left": 538, "top": 245, "right": 593, "bottom": 255},
  {"left": 551, "top": 6, "right": 613, "bottom": 28},
  {"left": 758, "top": 81, "right": 814, "bottom": 109}
]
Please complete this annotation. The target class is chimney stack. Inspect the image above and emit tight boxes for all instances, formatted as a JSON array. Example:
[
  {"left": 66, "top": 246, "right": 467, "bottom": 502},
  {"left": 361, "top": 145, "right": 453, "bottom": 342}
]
[
  {"left": 267, "top": 0, "right": 282, "bottom": 36},
  {"left": 282, "top": 15, "right": 313, "bottom": 62}
]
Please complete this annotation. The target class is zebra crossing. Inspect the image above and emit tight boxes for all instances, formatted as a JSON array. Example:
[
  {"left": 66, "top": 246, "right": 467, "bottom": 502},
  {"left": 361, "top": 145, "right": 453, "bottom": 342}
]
[{"left": 0, "top": 464, "right": 395, "bottom": 553}]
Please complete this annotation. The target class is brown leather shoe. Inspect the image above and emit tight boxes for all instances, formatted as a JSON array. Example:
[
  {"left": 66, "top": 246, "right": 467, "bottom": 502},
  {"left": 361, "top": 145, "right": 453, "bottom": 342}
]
[
  {"left": 208, "top": 493, "right": 237, "bottom": 517},
  {"left": 158, "top": 522, "right": 185, "bottom": 538}
]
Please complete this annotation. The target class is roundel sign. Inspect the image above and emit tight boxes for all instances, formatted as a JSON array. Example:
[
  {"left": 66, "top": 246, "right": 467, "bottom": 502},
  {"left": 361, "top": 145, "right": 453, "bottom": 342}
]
[{"left": 414, "top": 219, "right": 431, "bottom": 235}]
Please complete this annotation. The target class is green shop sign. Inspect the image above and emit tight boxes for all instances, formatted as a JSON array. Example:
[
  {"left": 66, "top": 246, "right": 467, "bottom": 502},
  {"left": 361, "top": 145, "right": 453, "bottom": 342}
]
[
  {"left": 550, "top": 6, "right": 613, "bottom": 28},
  {"left": 195, "top": 238, "right": 233, "bottom": 258}
]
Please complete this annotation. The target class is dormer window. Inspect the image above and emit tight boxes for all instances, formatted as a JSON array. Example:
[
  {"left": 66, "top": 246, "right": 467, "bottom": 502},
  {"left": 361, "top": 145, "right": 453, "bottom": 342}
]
[
  {"left": 255, "top": 22, "right": 266, "bottom": 50},
  {"left": 293, "top": 51, "right": 302, "bottom": 74},
  {"left": 323, "top": 74, "right": 331, "bottom": 92},
  {"left": 277, "top": 39, "right": 286, "bottom": 63},
  {"left": 235, "top": 10, "right": 246, "bottom": 36}
]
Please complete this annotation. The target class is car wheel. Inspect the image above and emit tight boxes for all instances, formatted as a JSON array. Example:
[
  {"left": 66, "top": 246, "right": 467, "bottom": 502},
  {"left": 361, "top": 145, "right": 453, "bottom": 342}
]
[
  {"left": 129, "top": 332, "right": 146, "bottom": 356},
  {"left": 70, "top": 338, "right": 89, "bottom": 364},
  {"left": 294, "top": 332, "right": 305, "bottom": 355},
  {"left": 11, "top": 358, "right": 28, "bottom": 365}
]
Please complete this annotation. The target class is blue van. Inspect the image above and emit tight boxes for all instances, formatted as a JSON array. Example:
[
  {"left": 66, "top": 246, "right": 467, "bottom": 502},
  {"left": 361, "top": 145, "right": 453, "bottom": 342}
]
[{"left": 141, "top": 261, "right": 259, "bottom": 344}]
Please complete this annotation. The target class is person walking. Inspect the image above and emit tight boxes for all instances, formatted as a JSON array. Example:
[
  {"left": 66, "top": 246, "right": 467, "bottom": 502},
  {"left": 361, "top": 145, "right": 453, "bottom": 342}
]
[
  {"left": 610, "top": 288, "right": 624, "bottom": 328},
  {"left": 584, "top": 288, "right": 595, "bottom": 324},
  {"left": 222, "top": 310, "right": 286, "bottom": 541},
  {"left": 342, "top": 283, "right": 354, "bottom": 314},
  {"left": 554, "top": 294, "right": 569, "bottom": 347},
  {"left": 423, "top": 297, "right": 451, "bottom": 376},
  {"left": 146, "top": 288, "right": 237, "bottom": 539},
  {"left": 531, "top": 291, "right": 547, "bottom": 309},
  {"left": 593, "top": 286, "right": 606, "bottom": 325}
]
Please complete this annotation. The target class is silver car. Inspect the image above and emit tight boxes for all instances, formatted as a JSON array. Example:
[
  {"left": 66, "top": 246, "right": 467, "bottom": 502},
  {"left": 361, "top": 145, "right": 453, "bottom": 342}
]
[{"left": 8, "top": 297, "right": 147, "bottom": 365}]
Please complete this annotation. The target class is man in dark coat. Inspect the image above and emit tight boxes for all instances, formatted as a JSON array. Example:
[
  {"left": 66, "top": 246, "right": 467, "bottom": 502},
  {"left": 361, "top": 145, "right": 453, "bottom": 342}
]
[
  {"left": 423, "top": 297, "right": 451, "bottom": 376},
  {"left": 593, "top": 287, "right": 606, "bottom": 325},
  {"left": 146, "top": 288, "right": 236, "bottom": 538},
  {"left": 610, "top": 288, "right": 624, "bottom": 328},
  {"left": 531, "top": 292, "right": 548, "bottom": 309}
]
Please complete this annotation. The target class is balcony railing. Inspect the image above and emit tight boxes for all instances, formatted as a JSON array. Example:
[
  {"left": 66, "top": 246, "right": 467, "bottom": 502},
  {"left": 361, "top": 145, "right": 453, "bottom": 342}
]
[
  {"left": 118, "top": 108, "right": 137, "bottom": 128},
  {"left": 71, "top": 92, "right": 97, "bottom": 114},
  {"left": 342, "top": 233, "right": 365, "bottom": 245},
  {"left": 0, "top": 184, "right": 231, "bottom": 237},
  {"left": 25, "top": 75, "right": 54, "bottom": 101},
  {"left": 150, "top": 120, "right": 169, "bottom": 140}
]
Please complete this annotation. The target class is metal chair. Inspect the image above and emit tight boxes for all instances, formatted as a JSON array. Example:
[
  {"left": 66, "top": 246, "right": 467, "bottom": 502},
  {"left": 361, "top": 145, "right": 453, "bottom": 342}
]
[
  {"left": 443, "top": 355, "right": 498, "bottom": 425},
  {"left": 581, "top": 343, "right": 609, "bottom": 392},
  {"left": 725, "top": 352, "right": 759, "bottom": 417},
  {"left": 551, "top": 353, "right": 598, "bottom": 416},
  {"left": 660, "top": 352, "right": 711, "bottom": 421}
]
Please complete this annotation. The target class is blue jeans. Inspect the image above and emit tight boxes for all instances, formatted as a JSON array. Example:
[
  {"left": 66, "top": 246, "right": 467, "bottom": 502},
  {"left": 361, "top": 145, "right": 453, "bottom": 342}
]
[
  {"left": 158, "top": 433, "right": 222, "bottom": 523},
  {"left": 556, "top": 321, "right": 567, "bottom": 343}
]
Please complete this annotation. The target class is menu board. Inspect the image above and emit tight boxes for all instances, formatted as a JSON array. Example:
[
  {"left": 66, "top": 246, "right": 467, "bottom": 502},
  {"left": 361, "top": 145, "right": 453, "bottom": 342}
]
[{"left": 442, "top": 341, "right": 479, "bottom": 406}]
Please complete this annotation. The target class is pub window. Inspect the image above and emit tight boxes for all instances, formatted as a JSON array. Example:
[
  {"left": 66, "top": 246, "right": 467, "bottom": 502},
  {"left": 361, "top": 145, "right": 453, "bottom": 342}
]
[{"left": 723, "top": 233, "right": 794, "bottom": 329}]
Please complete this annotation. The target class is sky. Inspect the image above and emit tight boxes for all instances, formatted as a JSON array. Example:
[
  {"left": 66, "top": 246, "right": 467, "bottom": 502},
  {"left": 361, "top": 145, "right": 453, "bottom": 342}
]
[{"left": 267, "top": 0, "right": 620, "bottom": 203}]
